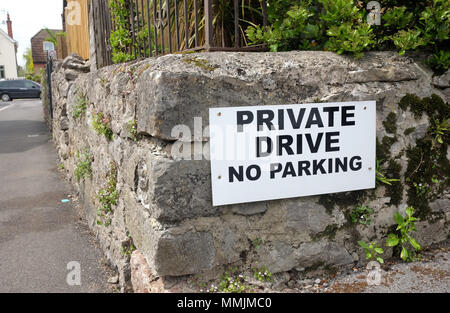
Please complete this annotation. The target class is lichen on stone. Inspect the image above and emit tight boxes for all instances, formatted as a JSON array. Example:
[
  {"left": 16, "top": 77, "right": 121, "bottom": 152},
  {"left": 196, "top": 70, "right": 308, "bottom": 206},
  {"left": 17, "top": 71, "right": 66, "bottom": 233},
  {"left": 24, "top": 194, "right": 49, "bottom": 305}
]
[{"left": 182, "top": 57, "right": 219, "bottom": 72}]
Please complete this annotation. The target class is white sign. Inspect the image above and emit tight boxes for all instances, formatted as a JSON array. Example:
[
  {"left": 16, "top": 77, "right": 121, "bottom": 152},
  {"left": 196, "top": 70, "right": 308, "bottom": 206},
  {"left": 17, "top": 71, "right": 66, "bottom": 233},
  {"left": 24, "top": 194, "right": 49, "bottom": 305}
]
[{"left": 209, "top": 101, "right": 376, "bottom": 206}]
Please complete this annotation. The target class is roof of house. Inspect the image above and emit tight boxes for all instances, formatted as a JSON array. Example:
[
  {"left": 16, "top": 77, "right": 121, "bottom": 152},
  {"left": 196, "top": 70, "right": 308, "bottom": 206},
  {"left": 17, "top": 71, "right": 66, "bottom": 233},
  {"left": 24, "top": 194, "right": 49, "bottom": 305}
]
[
  {"left": 31, "top": 29, "right": 63, "bottom": 64},
  {"left": 0, "top": 27, "right": 17, "bottom": 45},
  {"left": 31, "top": 29, "right": 62, "bottom": 41}
]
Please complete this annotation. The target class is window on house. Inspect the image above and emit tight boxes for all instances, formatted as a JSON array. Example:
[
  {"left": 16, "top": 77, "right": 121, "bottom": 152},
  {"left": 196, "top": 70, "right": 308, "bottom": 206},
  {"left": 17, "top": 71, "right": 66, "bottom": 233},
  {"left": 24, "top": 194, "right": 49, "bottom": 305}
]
[
  {"left": 0, "top": 66, "right": 5, "bottom": 79},
  {"left": 43, "top": 41, "right": 55, "bottom": 52}
]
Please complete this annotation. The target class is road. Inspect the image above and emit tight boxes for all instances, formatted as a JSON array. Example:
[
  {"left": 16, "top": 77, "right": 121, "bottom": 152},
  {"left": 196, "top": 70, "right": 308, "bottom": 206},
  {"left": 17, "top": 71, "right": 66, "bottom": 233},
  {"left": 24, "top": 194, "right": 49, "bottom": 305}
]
[{"left": 0, "top": 99, "right": 111, "bottom": 293}]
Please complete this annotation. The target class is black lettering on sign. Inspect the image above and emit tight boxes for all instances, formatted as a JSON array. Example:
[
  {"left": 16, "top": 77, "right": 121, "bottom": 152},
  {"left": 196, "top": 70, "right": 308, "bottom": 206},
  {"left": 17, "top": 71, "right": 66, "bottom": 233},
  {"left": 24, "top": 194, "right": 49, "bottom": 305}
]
[
  {"left": 256, "top": 136, "right": 273, "bottom": 158},
  {"left": 237, "top": 111, "right": 254, "bottom": 133},
  {"left": 305, "top": 108, "right": 324, "bottom": 128},
  {"left": 342, "top": 106, "right": 356, "bottom": 126}
]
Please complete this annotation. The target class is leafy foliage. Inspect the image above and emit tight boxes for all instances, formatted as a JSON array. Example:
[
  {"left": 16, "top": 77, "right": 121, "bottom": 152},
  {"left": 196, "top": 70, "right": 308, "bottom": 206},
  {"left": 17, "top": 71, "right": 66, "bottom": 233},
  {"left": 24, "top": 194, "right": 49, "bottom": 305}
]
[
  {"left": 376, "top": 160, "right": 400, "bottom": 186},
  {"left": 386, "top": 207, "right": 421, "bottom": 261},
  {"left": 211, "top": 268, "right": 249, "bottom": 293},
  {"left": 73, "top": 92, "right": 87, "bottom": 119},
  {"left": 92, "top": 112, "right": 114, "bottom": 141},
  {"left": 253, "top": 266, "right": 273, "bottom": 283},
  {"left": 391, "top": 29, "right": 427, "bottom": 55},
  {"left": 351, "top": 205, "right": 374, "bottom": 225},
  {"left": 357, "top": 240, "right": 384, "bottom": 264},
  {"left": 245, "top": 0, "right": 450, "bottom": 73},
  {"left": 74, "top": 149, "right": 92, "bottom": 181},
  {"left": 127, "top": 119, "right": 138, "bottom": 141},
  {"left": 97, "top": 161, "right": 119, "bottom": 219}
]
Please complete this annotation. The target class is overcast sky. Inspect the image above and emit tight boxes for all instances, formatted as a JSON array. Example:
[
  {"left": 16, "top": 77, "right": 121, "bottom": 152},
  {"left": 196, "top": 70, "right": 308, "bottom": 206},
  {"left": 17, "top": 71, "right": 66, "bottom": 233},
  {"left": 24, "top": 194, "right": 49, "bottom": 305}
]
[{"left": 0, "top": 0, "right": 63, "bottom": 67}]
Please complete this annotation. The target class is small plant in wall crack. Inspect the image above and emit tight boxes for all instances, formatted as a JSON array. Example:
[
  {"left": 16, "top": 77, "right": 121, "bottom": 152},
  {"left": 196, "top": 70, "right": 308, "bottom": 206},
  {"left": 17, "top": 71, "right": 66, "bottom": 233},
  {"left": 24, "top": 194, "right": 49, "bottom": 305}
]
[
  {"left": 74, "top": 149, "right": 92, "bottom": 181},
  {"left": 386, "top": 206, "right": 422, "bottom": 262},
  {"left": 96, "top": 162, "right": 119, "bottom": 225},
  {"left": 430, "top": 118, "right": 449, "bottom": 149},
  {"left": 73, "top": 91, "right": 87, "bottom": 119},
  {"left": 376, "top": 160, "right": 400, "bottom": 186},
  {"left": 253, "top": 266, "right": 273, "bottom": 283},
  {"left": 127, "top": 119, "right": 138, "bottom": 141},
  {"left": 211, "top": 268, "right": 249, "bottom": 293},
  {"left": 252, "top": 237, "right": 263, "bottom": 250},
  {"left": 350, "top": 205, "right": 374, "bottom": 225},
  {"left": 92, "top": 111, "right": 114, "bottom": 141},
  {"left": 357, "top": 240, "right": 384, "bottom": 264},
  {"left": 121, "top": 243, "right": 136, "bottom": 257}
]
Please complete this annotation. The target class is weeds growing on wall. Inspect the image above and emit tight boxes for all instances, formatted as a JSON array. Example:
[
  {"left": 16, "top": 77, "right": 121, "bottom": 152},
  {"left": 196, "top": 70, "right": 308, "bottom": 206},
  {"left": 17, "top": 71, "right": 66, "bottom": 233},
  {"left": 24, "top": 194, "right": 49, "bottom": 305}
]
[
  {"left": 73, "top": 91, "right": 87, "bottom": 119},
  {"left": 74, "top": 149, "right": 92, "bottom": 181},
  {"left": 351, "top": 205, "right": 374, "bottom": 225},
  {"left": 92, "top": 112, "right": 114, "bottom": 141},
  {"left": 97, "top": 161, "right": 119, "bottom": 226},
  {"left": 386, "top": 207, "right": 422, "bottom": 261},
  {"left": 357, "top": 240, "right": 384, "bottom": 264}
]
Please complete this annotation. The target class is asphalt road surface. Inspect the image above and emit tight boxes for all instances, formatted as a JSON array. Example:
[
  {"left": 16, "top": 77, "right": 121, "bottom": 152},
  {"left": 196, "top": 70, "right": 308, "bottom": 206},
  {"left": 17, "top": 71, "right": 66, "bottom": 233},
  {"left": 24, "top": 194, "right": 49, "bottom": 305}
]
[{"left": 0, "top": 99, "right": 111, "bottom": 293}]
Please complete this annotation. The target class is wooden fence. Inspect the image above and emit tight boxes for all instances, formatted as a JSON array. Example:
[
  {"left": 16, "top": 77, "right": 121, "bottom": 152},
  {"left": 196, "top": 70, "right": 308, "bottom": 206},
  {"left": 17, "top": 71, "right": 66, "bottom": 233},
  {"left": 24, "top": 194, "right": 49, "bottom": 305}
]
[
  {"left": 64, "top": 0, "right": 90, "bottom": 60},
  {"left": 60, "top": 0, "right": 268, "bottom": 68},
  {"left": 92, "top": 0, "right": 267, "bottom": 68}
]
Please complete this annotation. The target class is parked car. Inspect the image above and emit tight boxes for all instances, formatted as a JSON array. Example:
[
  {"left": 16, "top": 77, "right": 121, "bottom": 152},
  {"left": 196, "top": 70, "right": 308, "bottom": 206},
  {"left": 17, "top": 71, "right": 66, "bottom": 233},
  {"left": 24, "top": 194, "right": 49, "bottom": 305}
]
[{"left": 0, "top": 79, "right": 41, "bottom": 102}]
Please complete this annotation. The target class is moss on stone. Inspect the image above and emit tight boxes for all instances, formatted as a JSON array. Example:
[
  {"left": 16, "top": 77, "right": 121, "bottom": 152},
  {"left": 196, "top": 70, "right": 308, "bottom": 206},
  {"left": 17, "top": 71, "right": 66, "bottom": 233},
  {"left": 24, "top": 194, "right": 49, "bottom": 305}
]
[
  {"left": 399, "top": 93, "right": 450, "bottom": 120},
  {"left": 404, "top": 127, "right": 416, "bottom": 136},
  {"left": 383, "top": 112, "right": 398, "bottom": 134},
  {"left": 402, "top": 93, "right": 449, "bottom": 220},
  {"left": 376, "top": 138, "right": 390, "bottom": 163},
  {"left": 377, "top": 136, "right": 397, "bottom": 164},
  {"left": 318, "top": 190, "right": 368, "bottom": 215},
  {"left": 312, "top": 224, "right": 339, "bottom": 241},
  {"left": 385, "top": 160, "right": 403, "bottom": 206},
  {"left": 399, "top": 93, "right": 424, "bottom": 118}
]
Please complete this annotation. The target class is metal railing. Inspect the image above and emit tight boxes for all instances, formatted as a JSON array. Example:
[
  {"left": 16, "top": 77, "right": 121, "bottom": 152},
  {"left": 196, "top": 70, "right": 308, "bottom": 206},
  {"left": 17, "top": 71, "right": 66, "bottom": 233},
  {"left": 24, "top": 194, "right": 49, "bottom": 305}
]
[{"left": 92, "top": 0, "right": 268, "bottom": 67}]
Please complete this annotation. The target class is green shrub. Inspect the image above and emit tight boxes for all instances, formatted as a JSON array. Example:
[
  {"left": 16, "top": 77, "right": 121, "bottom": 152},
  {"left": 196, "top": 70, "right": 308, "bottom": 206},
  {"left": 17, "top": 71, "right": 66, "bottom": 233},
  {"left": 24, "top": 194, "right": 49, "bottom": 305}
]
[
  {"left": 391, "top": 29, "right": 428, "bottom": 55},
  {"left": 245, "top": 0, "right": 450, "bottom": 73},
  {"left": 382, "top": 6, "right": 414, "bottom": 29},
  {"left": 427, "top": 50, "right": 450, "bottom": 75},
  {"left": 326, "top": 23, "right": 375, "bottom": 58}
]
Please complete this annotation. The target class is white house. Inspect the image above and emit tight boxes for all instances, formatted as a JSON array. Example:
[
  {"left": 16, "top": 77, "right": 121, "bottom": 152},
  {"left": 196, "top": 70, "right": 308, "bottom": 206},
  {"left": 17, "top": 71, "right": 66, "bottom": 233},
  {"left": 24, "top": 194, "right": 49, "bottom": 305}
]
[{"left": 0, "top": 13, "right": 18, "bottom": 79}]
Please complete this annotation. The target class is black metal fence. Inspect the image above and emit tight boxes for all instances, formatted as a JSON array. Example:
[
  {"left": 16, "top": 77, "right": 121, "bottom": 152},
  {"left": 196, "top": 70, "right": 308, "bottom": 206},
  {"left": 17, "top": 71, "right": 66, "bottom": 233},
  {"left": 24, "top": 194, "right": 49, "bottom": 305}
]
[{"left": 91, "top": 0, "right": 268, "bottom": 68}]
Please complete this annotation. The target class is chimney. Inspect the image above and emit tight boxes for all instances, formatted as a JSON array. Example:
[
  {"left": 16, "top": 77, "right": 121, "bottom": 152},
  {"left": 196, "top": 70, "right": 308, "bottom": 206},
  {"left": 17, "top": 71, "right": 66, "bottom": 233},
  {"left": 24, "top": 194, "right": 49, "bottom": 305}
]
[{"left": 6, "top": 13, "right": 13, "bottom": 39}]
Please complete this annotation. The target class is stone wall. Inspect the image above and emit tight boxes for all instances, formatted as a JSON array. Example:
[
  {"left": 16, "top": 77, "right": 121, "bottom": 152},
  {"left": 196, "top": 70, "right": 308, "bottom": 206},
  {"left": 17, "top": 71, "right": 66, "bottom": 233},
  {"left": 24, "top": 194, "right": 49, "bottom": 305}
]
[{"left": 50, "top": 51, "right": 450, "bottom": 292}]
